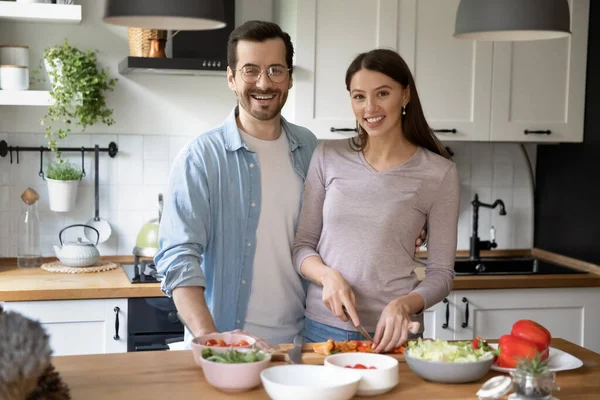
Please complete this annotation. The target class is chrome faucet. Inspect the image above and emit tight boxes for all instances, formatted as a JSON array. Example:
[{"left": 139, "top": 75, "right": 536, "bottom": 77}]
[{"left": 470, "top": 194, "right": 507, "bottom": 260}]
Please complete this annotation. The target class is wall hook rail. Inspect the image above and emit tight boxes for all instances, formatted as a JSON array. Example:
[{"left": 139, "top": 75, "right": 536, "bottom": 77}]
[
  {"left": 0, "top": 140, "right": 118, "bottom": 163},
  {"left": 0, "top": 140, "right": 118, "bottom": 180}
]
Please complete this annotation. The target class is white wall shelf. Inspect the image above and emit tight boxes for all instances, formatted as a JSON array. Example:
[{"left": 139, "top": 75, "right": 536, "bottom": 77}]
[
  {"left": 0, "top": 90, "right": 53, "bottom": 106},
  {"left": 0, "top": 2, "right": 81, "bottom": 24}
]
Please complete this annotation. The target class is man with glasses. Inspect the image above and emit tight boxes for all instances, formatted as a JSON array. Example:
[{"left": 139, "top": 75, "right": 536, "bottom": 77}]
[{"left": 155, "top": 21, "right": 426, "bottom": 347}]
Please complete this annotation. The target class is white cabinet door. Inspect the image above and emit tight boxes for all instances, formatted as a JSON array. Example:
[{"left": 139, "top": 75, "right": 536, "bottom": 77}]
[
  {"left": 490, "top": 0, "right": 589, "bottom": 142},
  {"left": 288, "top": 0, "right": 400, "bottom": 139},
  {"left": 398, "top": 0, "right": 493, "bottom": 142},
  {"left": 1, "top": 299, "right": 128, "bottom": 356},
  {"left": 452, "top": 288, "right": 600, "bottom": 353},
  {"left": 422, "top": 295, "right": 454, "bottom": 340}
]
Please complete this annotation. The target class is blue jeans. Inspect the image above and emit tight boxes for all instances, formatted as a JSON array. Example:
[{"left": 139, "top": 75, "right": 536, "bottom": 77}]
[{"left": 303, "top": 317, "right": 423, "bottom": 343}]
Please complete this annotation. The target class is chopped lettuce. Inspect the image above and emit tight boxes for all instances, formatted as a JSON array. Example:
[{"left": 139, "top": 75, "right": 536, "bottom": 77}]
[{"left": 406, "top": 338, "right": 494, "bottom": 363}]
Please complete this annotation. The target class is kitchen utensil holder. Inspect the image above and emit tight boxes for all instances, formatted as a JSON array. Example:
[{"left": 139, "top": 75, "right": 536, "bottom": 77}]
[{"left": 0, "top": 140, "right": 119, "bottom": 180}]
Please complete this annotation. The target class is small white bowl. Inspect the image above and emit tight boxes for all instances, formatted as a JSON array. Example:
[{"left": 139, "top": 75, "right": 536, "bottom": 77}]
[
  {"left": 324, "top": 352, "right": 399, "bottom": 396},
  {"left": 260, "top": 365, "right": 361, "bottom": 400}
]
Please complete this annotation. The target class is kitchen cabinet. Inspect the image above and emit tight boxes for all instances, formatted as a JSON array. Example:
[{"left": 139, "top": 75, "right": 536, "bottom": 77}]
[
  {"left": 283, "top": 0, "right": 400, "bottom": 139},
  {"left": 284, "top": 0, "right": 589, "bottom": 143},
  {"left": 397, "top": 0, "right": 493, "bottom": 142},
  {"left": 1, "top": 298, "right": 128, "bottom": 356},
  {"left": 424, "top": 287, "right": 600, "bottom": 353},
  {"left": 422, "top": 296, "right": 455, "bottom": 340},
  {"left": 490, "top": 0, "right": 589, "bottom": 142}
]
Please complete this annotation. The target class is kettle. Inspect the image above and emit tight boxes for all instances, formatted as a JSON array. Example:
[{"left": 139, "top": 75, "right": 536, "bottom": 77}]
[
  {"left": 53, "top": 224, "right": 100, "bottom": 267},
  {"left": 133, "top": 193, "right": 163, "bottom": 258}
]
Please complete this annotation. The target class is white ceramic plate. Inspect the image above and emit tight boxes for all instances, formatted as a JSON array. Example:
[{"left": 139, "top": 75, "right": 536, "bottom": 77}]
[{"left": 489, "top": 344, "right": 583, "bottom": 373}]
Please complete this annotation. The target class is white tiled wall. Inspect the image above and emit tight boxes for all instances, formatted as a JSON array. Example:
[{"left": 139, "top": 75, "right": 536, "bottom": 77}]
[
  {"left": 0, "top": 134, "right": 535, "bottom": 257},
  {"left": 0, "top": 132, "right": 192, "bottom": 257}
]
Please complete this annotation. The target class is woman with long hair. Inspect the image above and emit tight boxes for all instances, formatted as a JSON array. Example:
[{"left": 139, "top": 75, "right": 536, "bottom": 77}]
[{"left": 293, "top": 49, "right": 459, "bottom": 352}]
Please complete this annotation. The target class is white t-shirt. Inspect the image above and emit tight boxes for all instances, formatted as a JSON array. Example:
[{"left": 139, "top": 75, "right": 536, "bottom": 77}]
[{"left": 240, "top": 129, "right": 305, "bottom": 344}]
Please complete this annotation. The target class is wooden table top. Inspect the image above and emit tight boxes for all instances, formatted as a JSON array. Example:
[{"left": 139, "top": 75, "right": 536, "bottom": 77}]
[{"left": 52, "top": 338, "right": 600, "bottom": 400}]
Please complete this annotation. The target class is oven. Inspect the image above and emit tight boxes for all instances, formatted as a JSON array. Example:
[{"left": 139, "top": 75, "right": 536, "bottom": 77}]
[{"left": 127, "top": 297, "right": 184, "bottom": 352}]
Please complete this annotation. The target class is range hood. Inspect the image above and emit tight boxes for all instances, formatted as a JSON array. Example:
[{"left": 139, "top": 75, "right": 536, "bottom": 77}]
[
  {"left": 119, "top": 0, "right": 233, "bottom": 76},
  {"left": 119, "top": 56, "right": 226, "bottom": 76}
]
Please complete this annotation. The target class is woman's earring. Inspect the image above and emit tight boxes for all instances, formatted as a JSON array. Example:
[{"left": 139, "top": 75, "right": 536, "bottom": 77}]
[{"left": 402, "top": 105, "right": 407, "bottom": 115}]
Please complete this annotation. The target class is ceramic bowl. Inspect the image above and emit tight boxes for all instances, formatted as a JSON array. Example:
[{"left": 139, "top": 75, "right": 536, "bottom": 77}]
[
  {"left": 404, "top": 350, "right": 493, "bottom": 383},
  {"left": 191, "top": 332, "right": 255, "bottom": 366},
  {"left": 260, "top": 365, "right": 361, "bottom": 400},
  {"left": 201, "top": 348, "right": 271, "bottom": 392},
  {"left": 324, "top": 352, "right": 399, "bottom": 396}
]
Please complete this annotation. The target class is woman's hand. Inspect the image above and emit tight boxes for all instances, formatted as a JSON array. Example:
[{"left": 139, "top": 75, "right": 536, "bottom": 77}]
[
  {"left": 373, "top": 298, "right": 414, "bottom": 353},
  {"left": 320, "top": 269, "right": 360, "bottom": 326}
]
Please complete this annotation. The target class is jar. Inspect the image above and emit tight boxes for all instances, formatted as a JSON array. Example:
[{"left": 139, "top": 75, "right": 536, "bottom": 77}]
[
  {"left": 17, "top": 188, "right": 42, "bottom": 268},
  {"left": 0, "top": 65, "right": 29, "bottom": 90},
  {"left": 0, "top": 45, "right": 29, "bottom": 68},
  {"left": 510, "top": 370, "right": 557, "bottom": 399}
]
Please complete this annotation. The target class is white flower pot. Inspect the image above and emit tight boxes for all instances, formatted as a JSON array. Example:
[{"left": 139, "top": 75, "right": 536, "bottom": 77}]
[
  {"left": 47, "top": 178, "right": 79, "bottom": 212},
  {"left": 44, "top": 58, "right": 62, "bottom": 87}
]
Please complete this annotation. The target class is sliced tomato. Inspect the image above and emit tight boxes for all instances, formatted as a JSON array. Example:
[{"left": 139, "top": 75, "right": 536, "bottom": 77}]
[
  {"left": 368, "top": 366, "right": 377, "bottom": 369},
  {"left": 205, "top": 339, "right": 218, "bottom": 346}
]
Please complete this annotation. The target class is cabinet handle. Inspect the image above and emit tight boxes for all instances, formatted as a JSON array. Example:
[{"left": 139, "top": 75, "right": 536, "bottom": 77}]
[
  {"left": 524, "top": 129, "right": 551, "bottom": 135},
  {"left": 113, "top": 306, "right": 120, "bottom": 340},
  {"left": 330, "top": 127, "right": 358, "bottom": 132},
  {"left": 461, "top": 297, "right": 469, "bottom": 328},
  {"left": 442, "top": 298, "right": 449, "bottom": 329},
  {"left": 433, "top": 129, "right": 457, "bottom": 134}
]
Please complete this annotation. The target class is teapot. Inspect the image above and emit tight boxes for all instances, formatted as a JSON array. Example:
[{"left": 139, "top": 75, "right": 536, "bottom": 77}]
[{"left": 53, "top": 224, "right": 100, "bottom": 267}]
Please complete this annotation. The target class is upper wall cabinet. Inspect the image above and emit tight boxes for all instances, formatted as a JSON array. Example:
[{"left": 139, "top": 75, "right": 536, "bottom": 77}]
[
  {"left": 490, "top": 0, "right": 589, "bottom": 142},
  {"left": 286, "top": 0, "right": 400, "bottom": 140},
  {"left": 284, "top": 0, "right": 589, "bottom": 143},
  {"left": 398, "top": 0, "right": 493, "bottom": 142}
]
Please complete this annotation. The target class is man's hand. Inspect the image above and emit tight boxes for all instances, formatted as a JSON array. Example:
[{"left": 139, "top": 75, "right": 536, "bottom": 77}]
[{"left": 414, "top": 225, "right": 427, "bottom": 256}]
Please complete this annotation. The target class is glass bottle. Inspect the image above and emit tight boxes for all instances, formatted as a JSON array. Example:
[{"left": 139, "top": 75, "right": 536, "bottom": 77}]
[{"left": 17, "top": 188, "right": 42, "bottom": 268}]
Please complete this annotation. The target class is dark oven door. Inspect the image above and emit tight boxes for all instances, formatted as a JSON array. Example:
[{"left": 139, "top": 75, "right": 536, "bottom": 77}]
[{"left": 128, "top": 297, "right": 184, "bottom": 352}]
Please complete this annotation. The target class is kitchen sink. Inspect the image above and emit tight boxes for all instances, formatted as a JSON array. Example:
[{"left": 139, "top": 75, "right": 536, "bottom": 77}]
[{"left": 453, "top": 257, "right": 585, "bottom": 276}]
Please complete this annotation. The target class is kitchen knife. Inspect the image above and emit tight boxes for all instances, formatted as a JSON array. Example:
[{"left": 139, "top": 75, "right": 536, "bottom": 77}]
[
  {"left": 343, "top": 306, "right": 374, "bottom": 342},
  {"left": 288, "top": 334, "right": 303, "bottom": 364}
]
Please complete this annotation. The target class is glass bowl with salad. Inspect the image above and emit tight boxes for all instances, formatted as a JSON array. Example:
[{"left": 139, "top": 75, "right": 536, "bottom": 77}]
[
  {"left": 200, "top": 347, "right": 272, "bottom": 392},
  {"left": 404, "top": 338, "right": 495, "bottom": 383}
]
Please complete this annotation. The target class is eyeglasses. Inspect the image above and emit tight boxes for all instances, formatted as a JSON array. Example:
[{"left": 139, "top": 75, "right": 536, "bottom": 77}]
[{"left": 237, "top": 65, "right": 291, "bottom": 84}]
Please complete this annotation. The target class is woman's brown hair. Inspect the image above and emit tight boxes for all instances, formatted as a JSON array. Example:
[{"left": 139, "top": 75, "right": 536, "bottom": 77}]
[{"left": 345, "top": 49, "right": 450, "bottom": 159}]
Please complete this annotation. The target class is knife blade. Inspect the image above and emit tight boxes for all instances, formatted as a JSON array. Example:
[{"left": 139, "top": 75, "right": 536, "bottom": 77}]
[
  {"left": 342, "top": 306, "right": 373, "bottom": 342},
  {"left": 288, "top": 334, "right": 303, "bottom": 364}
]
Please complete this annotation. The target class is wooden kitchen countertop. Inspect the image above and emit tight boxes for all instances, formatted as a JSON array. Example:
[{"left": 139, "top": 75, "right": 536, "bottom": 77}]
[
  {"left": 0, "top": 259, "right": 163, "bottom": 301},
  {"left": 51, "top": 338, "right": 600, "bottom": 400},
  {"left": 1, "top": 249, "right": 599, "bottom": 302}
]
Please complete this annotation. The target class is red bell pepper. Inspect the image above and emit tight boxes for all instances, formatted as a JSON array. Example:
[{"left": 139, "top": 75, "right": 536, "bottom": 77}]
[
  {"left": 511, "top": 320, "right": 552, "bottom": 352},
  {"left": 496, "top": 334, "right": 548, "bottom": 369}
]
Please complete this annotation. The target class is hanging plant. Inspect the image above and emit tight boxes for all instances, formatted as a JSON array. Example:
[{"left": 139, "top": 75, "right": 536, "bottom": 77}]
[{"left": 41, "top": 39, "right": 117, "bottom": 158}]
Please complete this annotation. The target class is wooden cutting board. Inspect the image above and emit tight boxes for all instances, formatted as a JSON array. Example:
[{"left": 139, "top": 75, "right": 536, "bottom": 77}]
[{"left": 270, "top": 343, "right": 406, "bottom": 364}]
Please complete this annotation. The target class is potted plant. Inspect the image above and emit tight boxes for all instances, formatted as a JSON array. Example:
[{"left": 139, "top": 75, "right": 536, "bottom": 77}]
[
  {"left": 42, "top": 39, "right": 117, "bottom": 152},
  {"left": 41, "top": 39, "right": 117, "bottom": 211},
  {"left": 46, "top": 159, "right": 83, "bottom": 212},
  {"left": 510, "top": 354, "right": 558, "bottom": 399}
]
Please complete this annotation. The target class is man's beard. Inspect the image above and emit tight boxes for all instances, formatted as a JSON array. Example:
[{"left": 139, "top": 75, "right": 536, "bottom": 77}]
[{"left": 238, "top": 89, "right": 287, "bottom": 121}]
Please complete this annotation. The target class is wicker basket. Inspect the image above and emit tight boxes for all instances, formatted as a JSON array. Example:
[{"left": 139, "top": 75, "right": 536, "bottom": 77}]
[{"left": 127, "top": 28, "right": 168, "bottom": 57}]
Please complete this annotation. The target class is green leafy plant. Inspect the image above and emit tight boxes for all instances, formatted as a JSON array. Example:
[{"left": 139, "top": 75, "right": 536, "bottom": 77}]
[
  {"left": 46, "top": 160, "right": 83, "bottom": 181},
  {"left": 516, "top": 352, "right": 550, "bottom": 375},
  {"left": 41, "top": 39, "right": 117, "bottom": 156}
]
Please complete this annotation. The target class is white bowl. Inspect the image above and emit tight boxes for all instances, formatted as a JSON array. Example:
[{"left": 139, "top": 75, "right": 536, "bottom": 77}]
[
  {"left": 260, "top": 365, "right": 361, "bottom": 400},
  {"left": 324, "top": 352, "right": 399, "bottom": 396}
]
